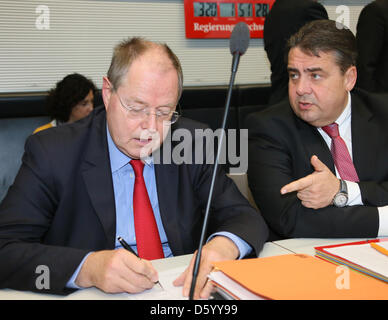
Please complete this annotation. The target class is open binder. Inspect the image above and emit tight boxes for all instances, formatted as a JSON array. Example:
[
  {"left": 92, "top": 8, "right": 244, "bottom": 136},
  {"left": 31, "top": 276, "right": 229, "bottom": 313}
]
[
  {"left": 315, "top": 238, "right": 388, "bottom": 283},
  {"left": 208, "top": 254, "right": 388, "bottom": 300}
]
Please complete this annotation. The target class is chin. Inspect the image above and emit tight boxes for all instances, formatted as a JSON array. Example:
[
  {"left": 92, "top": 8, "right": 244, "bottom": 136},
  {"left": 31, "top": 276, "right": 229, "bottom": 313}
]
[{"left": 297, "top": 108, "right": 315, "bottom": 121}]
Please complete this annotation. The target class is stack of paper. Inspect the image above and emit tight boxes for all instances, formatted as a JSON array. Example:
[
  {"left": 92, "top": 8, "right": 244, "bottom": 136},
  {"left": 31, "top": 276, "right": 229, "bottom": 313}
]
[
  {"left": 315, "top": 239, "right": 388, "bottom": 283},
  {"left": 208, "top": 254, "right": 388, "bottom": 300}
]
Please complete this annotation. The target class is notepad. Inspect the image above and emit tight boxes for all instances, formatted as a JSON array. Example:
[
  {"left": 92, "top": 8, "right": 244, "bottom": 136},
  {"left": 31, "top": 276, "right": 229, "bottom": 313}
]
[
  {"left": 315, "top": 239, "right": 388, "bottom": 283},
  {"left": 209, "top": 254, "right": 388, "bottom": 300}
]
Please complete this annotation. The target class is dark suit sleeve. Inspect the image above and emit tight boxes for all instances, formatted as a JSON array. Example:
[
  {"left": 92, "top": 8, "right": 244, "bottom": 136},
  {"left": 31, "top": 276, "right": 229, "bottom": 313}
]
[
  {"left": 246, "top": 112, "right": 379, "bottom": 238},
  {"left": 356, "top": 3, "right": 384, "bottom": 92},
  {"left": 0, "top": 135, "right": 89, "bottom": 294},
  {"left": 359, "top": 182, "right": 388, "bottom": 207}
]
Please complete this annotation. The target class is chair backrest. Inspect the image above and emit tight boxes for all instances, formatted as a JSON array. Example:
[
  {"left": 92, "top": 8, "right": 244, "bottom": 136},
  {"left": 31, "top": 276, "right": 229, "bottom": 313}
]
[
  {"left": 0, "top": 116, "right": 50, "bottom": 202},
  {"left": 226, "top": 172, "right": 258, "bottom": 209}
]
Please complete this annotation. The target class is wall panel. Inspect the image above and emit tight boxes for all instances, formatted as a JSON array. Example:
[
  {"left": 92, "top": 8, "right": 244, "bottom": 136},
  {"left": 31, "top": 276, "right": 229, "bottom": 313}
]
[{"left": 0, "top": 0, "right": 371, "bottom": 92}]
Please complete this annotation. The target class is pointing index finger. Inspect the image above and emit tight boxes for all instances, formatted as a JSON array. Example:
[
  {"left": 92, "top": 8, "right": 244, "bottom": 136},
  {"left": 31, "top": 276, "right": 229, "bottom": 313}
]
[{"left": 281, "top": 175, "right": 312, "bottom": 194}]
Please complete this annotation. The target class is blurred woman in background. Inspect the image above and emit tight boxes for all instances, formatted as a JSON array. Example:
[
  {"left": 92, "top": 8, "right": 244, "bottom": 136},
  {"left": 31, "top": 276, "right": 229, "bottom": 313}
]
[{"left": 34, "top": 73, "right": 96, "bottom": 133}]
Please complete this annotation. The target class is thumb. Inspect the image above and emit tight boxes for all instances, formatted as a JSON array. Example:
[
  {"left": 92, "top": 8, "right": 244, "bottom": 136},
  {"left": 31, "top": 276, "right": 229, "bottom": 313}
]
[
  {"left": 311, "top": 155, "right": 326, "bottom": 172},
  {"left": 173, "top": 267, "right": 188, "bottom": 287}
]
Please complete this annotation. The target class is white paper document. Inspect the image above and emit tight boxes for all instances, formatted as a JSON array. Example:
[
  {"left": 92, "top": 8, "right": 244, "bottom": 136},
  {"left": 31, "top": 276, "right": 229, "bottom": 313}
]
[
  {"left": 325, "top": 242, "right": 388, "bottom": 278},
  {"left": 63, "top": 265, "right": 187, "bottom": 300},
  {"left": 208, "top": 271, "right": 264, "bottom": 300},
  {"left": 126, "top": 265, "right": 187, "bottom": 300}
]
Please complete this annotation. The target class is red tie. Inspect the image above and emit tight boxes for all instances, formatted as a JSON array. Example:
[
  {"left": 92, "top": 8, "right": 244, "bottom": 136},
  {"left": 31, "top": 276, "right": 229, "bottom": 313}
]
[
  {"left": 130, "top": 160, "right": 164, "bottom": 260},
  {"left": 322, "top": 123, "right": 359, "bottom": 182}
]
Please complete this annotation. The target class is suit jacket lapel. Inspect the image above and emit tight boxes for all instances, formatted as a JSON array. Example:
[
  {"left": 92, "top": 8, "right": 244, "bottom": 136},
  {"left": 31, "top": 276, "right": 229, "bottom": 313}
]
[
  {"left": 154, "top": 162, "right": 184, "bottom": 255},
  {"left": 350, "top": 93, "right": 377, "bottom": 180},
  {"left": 81, "top": 110, "right": 116, "bottom": 249}
]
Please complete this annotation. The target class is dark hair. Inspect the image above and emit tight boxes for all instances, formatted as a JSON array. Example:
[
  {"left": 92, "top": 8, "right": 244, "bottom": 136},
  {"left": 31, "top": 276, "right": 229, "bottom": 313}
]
[
  {"left": 287, "top": 20, "right": 357, "bottom": 74},
  {"left": 107, "top": 37, "right": 183, "bottom": 100},
  {"left": 46, "top": 73, "right": 97, "bottom": 122}
]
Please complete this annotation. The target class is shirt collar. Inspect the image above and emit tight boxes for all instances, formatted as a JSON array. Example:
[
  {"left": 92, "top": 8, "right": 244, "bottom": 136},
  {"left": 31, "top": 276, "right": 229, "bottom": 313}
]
[
  {"left": 106, "top": 125, "right": 153, "bottom": 173},
  {"left": 334, "top": 91, "right": 352, "bottom": 127}
]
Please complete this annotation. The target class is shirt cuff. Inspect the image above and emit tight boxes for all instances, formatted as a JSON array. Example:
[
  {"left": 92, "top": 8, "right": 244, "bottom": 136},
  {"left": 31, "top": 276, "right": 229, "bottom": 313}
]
[
  {"left": 377, "top": 206, "right": 388, "bottom": 237},
  {"left": 66, "top": 252, "right": 93, "bottom": 289},
  {"left": 346, "top": 181, "right": 363, "bottom": 206},
  {"left": 207, "top": 232, "right": 252, "bottom": 259}
]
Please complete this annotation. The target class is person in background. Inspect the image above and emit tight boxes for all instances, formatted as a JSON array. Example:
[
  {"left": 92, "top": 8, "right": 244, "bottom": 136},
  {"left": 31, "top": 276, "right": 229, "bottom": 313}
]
[
  {"left": 33, "top": 73, "right": 96, "bottom": 133},
  {"left": 356, "top": 0, "right": 388, "bottom": 93},
  {"left": 0, "top": 37, "right": 268, "bottom": 299},
  {"left": 263, "top": 0, "right": 328, "bottom": 105},
  {"left": 247, "top": 20, "right": 388, "bottom": 240}
]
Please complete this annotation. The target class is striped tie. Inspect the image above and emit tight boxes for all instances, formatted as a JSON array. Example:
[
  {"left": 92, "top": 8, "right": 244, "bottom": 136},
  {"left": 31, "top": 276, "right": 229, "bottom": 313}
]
[{"left": 322, "top": 123, "right": 359, "bottom": 182}]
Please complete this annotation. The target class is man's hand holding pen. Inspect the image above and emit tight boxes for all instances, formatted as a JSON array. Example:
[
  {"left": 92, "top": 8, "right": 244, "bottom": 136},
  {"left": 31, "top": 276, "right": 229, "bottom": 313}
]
[
  {"left": 75, "top": 236, "right": 239, "bottom": 298},
  {"left": 118, "top": 236, "right": 164, "bottom": 290},
  {"left": 75, "top": 248, "right": 160, "bottom": 294}
]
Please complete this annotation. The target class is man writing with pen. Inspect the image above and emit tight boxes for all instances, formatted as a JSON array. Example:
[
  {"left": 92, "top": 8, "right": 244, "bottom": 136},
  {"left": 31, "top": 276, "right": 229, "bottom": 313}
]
[{"left": 0, "top": 38, "right": 268, "bottom": 299}]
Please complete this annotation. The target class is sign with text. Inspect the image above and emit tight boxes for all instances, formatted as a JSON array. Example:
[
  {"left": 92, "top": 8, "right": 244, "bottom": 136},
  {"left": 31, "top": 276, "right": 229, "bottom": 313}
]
[{"left": 184, "top": 0, "right": 275, "bottom": 38}]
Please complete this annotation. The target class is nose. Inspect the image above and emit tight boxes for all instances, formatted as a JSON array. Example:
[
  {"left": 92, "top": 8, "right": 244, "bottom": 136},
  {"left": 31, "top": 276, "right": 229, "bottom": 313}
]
[
  {"left": 85, "top": 102, "right": 94, "bottom": 114},
  {"left": 295, "top": 76, "right": 312, "bottom": 96},
  {"left": 141, "top": 111, "right": 158, "bottom": 132}
]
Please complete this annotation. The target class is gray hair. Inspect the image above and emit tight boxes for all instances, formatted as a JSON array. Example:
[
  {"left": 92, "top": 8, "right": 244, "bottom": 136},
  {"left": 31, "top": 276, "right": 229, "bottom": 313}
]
[{"left": 107, "top": 37, "right": 183, "bottom": 100}]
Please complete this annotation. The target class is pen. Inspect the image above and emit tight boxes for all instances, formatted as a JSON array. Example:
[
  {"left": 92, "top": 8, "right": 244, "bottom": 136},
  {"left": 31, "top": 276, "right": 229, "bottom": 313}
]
[
  {"left": 117, "top": 236, "right": 164, "bottom": 290},
  {"left": 370, "top": 242, "right": 388, "bottom": 258},
  {"left": 118, "top": 236, "right": 138, "bottom": 256}
]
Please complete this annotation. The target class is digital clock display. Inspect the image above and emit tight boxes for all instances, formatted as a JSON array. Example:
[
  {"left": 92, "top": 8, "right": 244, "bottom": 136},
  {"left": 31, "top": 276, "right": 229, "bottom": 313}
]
[
  {"left": 194, "top": 2, "right": 217, "bottom": 17},
  {"left": 220, "top": 3, "right": 235, "bottom": 17},
  {"left": 185, "top": 0, "right": 275, "bottom": 39},
  {"left": 238, "top": 3, "right": 252, "bottom": 17},
  {"left": 193, "top": 2, "right": 270, "bottom": 18},
  {"left": 255, "top": 3, "right": 269, "bottom": 17}
]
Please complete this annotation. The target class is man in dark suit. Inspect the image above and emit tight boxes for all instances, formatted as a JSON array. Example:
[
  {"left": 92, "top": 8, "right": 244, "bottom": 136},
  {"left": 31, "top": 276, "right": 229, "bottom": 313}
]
[
  {"left": 264, "top": 0, "right": 328, "bottom": 105},
  {"left": 356, "top": 0, "right": 388, "bottom": 93},
  {"left": 247, "top": 20, "right": 388, "bottom": 240},
  {"left": 0, "top": 38, "right": 268, "bottom": 298}
]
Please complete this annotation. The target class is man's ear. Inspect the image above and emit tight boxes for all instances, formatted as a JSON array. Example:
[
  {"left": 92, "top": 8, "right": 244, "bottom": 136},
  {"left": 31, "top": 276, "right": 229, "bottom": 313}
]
[
  {"left": 344, "top": 65, "right": 357, "bottom": 92},
  {"left": 102, "top": 76, "right": 113, "bottom": 111}
]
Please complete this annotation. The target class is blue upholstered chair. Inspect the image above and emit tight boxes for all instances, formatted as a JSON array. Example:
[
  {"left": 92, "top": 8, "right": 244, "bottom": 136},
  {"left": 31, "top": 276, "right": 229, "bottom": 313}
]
[{"left": 0, "top": 116, "right": 49, "bottom": 202}]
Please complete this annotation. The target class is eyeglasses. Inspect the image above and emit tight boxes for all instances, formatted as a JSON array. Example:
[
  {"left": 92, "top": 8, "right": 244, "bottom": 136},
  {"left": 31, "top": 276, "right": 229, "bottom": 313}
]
[{"left": 115, "top": 90, "right": 180, "bottom": 124}]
